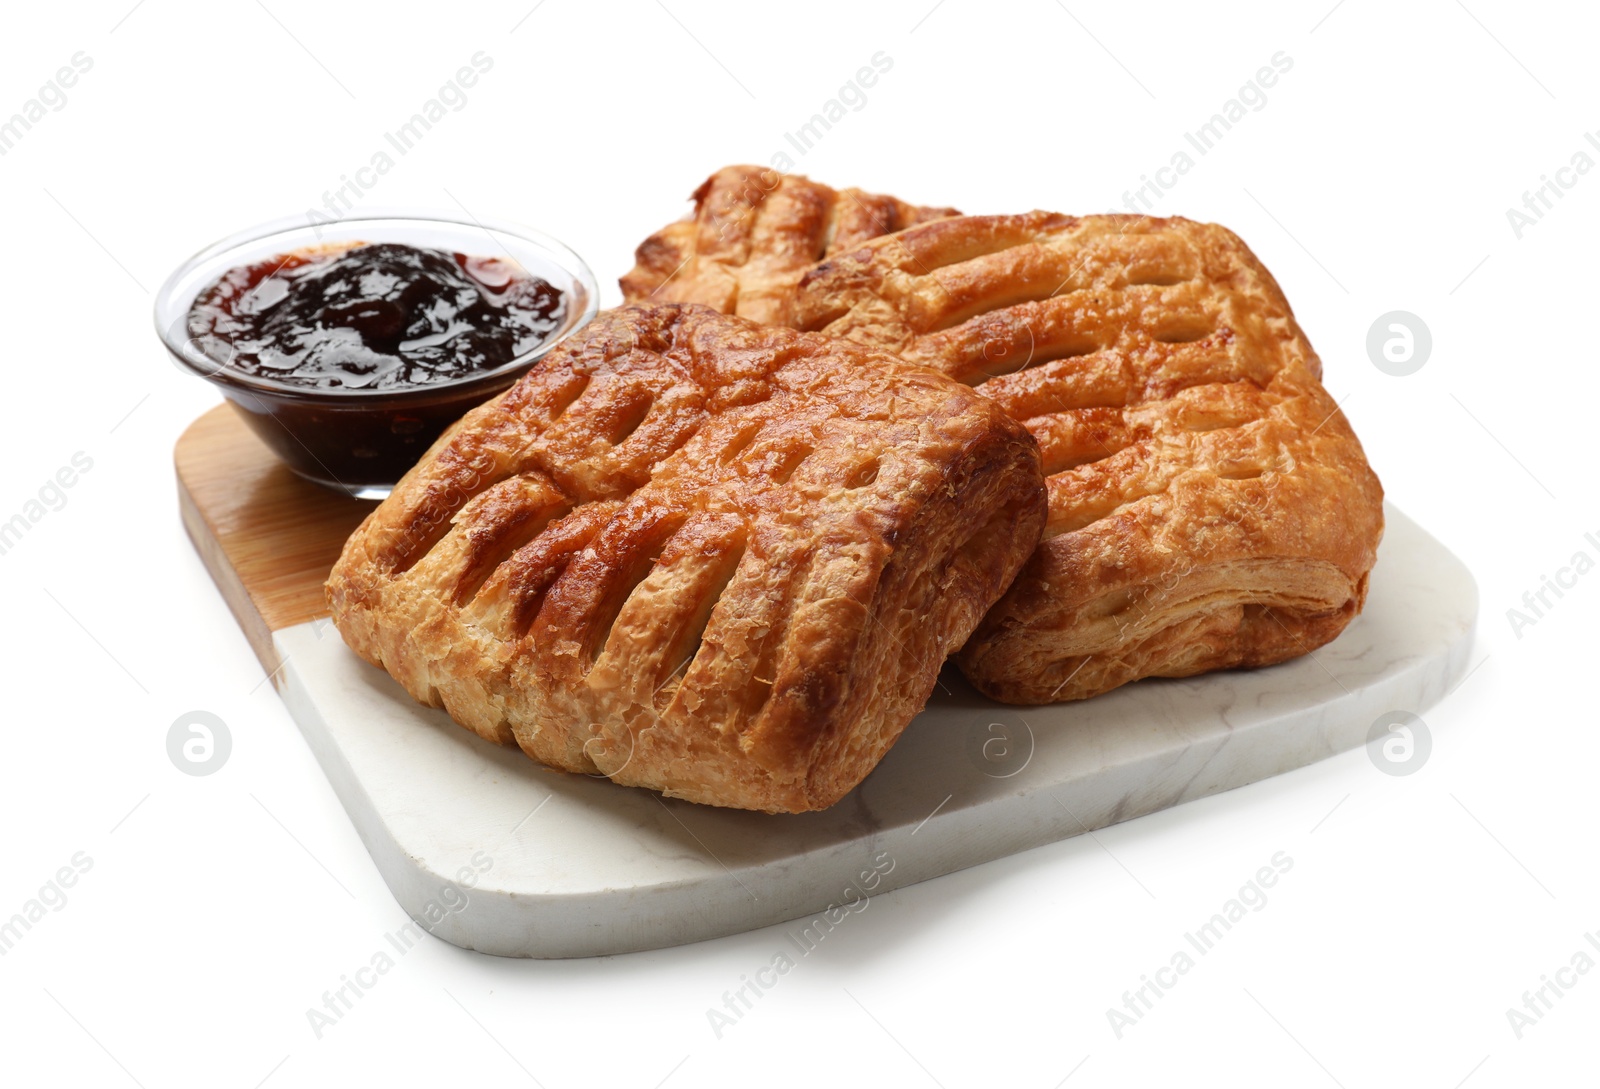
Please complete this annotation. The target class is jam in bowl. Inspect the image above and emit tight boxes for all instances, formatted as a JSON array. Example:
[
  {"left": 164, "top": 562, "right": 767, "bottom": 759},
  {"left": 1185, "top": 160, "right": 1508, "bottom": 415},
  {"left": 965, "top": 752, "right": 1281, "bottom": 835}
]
[{"left": 155, "top": 214, "right": 598, "bottom": 498}]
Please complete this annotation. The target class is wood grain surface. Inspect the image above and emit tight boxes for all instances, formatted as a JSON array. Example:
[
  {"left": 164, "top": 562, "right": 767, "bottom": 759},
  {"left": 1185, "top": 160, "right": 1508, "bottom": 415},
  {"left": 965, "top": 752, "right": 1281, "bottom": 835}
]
[{"left": 176, "top": 404, "right": 375, "bottom": 671}]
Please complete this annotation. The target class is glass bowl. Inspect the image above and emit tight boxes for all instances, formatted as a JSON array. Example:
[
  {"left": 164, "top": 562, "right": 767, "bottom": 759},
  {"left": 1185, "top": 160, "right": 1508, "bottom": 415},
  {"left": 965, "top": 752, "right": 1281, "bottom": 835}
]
[{"left": 154, "top": 212, "right": 598, "bottom": 499}]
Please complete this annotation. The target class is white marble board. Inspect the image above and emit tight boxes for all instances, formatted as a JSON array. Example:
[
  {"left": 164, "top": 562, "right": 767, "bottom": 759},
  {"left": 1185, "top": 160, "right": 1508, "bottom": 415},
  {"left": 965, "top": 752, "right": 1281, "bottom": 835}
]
[{"left": 268, "top": 503, "right": 1476, "bottom": 958}]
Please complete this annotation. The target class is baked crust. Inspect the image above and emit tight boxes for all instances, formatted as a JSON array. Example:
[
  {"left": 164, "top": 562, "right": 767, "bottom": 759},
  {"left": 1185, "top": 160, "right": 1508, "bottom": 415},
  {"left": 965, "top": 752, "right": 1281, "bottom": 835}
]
[
  {"left": 793, "top": 212, "right": 1384, "bottom": 703},
  {"left": 326, "top": 304, "right": 1046, "bottom": 811},
  {"left": 619, "top": 165, "right": 959, "bottom": 326}
]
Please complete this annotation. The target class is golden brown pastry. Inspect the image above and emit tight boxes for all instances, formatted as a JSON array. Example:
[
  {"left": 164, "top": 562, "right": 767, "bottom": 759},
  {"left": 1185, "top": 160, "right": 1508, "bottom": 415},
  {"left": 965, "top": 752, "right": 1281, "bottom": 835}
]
[
  {"left": 619, "top": 165, "right": 958, "bottom": 326},
  {"left": 793, "top": 212, "right": 1383, "bottom": 703},
  {"left": 326, "top": 304, "right": 1046, "bottom": 811}
]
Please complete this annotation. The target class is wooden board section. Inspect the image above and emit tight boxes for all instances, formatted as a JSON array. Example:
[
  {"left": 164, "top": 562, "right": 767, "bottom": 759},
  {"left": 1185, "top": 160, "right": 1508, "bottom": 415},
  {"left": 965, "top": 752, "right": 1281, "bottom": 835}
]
[{"left": 176, "top": 404, "right": 375, "bottom": 669}]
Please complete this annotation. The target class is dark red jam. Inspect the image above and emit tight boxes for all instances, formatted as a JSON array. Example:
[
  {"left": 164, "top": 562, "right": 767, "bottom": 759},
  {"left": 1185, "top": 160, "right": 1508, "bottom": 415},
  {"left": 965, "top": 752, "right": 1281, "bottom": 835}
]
[
  {"left": 187, "top": 242, "right": 566, "bottom": 390},
  {"left": 181, "top": 242, "right": 579, "bottom": 497}
]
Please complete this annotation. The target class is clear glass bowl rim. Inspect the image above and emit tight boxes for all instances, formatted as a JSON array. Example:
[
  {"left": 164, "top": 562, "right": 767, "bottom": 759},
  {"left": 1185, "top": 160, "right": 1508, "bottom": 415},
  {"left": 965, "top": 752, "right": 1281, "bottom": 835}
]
[{"left": 152, "top": 209, "right": 600, "bottom": 403}]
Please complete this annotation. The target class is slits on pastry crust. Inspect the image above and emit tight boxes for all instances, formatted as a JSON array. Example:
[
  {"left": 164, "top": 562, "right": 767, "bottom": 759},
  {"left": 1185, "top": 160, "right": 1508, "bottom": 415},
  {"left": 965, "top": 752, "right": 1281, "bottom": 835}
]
[
  {"left": 326, "top": 304, "right": 1046, "bottom": 810},
  {"left": 619, "top": 165, "right": 959, "bottom": 326},
  {"left": 793, "top": 212, "right": 1384, "bottom": 704}
]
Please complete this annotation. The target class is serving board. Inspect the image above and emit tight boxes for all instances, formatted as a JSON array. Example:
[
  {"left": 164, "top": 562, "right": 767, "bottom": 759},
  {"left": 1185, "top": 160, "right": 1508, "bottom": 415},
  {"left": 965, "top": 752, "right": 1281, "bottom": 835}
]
[{"left": 176, "top": 404, "right": 1479, "bottom": 958}]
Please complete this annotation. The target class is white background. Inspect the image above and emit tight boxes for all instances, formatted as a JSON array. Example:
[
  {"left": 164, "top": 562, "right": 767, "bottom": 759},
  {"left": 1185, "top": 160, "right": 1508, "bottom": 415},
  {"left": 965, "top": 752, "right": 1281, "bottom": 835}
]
[{"left": 1, "top": 1, "right": 1595, "bottom": 1085}]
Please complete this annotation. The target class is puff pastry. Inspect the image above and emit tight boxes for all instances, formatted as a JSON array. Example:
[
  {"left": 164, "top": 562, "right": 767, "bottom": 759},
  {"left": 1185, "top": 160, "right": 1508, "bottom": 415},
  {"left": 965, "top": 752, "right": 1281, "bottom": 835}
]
[
  {"left": 793, "top": 212, "right": 1383, "bottom": 703},
  {"left": 619, "top": 165, "right": 958, "bottom": 326},
  {"left": 326, "top": 303, "right": 1046, "bottom": 811}
]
